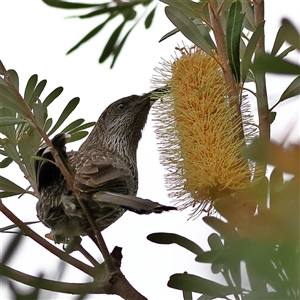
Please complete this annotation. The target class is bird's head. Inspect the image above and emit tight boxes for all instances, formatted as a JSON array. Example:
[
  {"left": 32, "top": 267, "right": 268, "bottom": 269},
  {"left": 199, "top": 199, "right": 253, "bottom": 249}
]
[{"left": 79, "top": 91, "right": 158, "bottom": 161}]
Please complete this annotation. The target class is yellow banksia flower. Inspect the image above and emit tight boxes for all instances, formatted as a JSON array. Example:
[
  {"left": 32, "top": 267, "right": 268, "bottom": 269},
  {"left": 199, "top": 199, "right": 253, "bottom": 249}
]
[{"left": 152, "top": 45, "right": 262, "bottom": 215}]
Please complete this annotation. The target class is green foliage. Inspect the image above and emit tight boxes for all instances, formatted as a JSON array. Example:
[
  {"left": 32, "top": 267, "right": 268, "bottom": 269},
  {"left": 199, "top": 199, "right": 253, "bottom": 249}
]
[
  {"left": 148, "top": 153, "right": 299, "bottom": 299},
  {"left": 42, "top": 0, "right": 157, "bottom": 68},
  {"left": 0, "top": 67, "right": 95, "bottom": 198}
]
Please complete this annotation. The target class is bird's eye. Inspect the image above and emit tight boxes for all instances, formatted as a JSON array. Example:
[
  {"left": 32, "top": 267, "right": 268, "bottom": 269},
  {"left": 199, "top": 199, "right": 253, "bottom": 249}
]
[{"left": 118, "top": 103, "right": 125, "bottom": 110}]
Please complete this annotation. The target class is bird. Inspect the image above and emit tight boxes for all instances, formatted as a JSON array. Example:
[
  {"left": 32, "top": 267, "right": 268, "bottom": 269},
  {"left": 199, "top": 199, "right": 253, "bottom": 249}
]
[{"left": 34, "top": 90, "right": 176, "bottom": 244}]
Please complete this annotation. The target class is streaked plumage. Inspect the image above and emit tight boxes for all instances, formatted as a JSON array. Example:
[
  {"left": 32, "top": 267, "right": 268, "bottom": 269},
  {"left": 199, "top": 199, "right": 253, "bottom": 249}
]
[{"left": 35, "top": 92, "right": 175, "bottom": 244}]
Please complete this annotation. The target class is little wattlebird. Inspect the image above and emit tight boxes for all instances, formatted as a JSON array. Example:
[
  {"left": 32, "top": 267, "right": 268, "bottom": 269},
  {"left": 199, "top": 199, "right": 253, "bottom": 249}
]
[{"left": 35, "top": 90, "right": 176, "bottom": 245}]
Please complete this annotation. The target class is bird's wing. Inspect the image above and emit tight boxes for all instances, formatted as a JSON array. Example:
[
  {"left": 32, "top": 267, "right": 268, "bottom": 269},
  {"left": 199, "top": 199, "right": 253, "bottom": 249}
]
[
  {"left": 92, "top": 191, "right": 177, "bottom": 214},
  {"left": 69, "top": 149, "right": 136, "bottom": 196}
]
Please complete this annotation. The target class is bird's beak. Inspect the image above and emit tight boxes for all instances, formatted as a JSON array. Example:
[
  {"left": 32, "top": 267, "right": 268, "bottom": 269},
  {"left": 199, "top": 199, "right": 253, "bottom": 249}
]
[{"left": 142, "top": 85, "right": 170, "bottom": 104}]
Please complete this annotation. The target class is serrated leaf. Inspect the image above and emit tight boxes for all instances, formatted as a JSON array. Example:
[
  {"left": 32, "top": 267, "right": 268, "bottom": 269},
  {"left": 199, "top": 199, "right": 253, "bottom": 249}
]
[
  {"left": 279, "top": 75, "right": 300, "bottom": 102},
  {"left": 67, "top": 15, "right": 114, "bottom": 55},
  {"left": 24, "top": 74, "right": 38, "bottom": 104},
  {"left": 145, "top": 5, "right": 157, "bottom": 29},
  {"left": 226, "top": 0, "right": 244, "bottom": 83},
  {"left": 165, "top": 6, "right": 213, "bottom": 56},
  {"left": 42, "top": 0, "right": 101, "bottom": 9},
  {"left": 252, "top": 54, "right": 300, "bottom": 75},
  {"left": 242, "top": 21, "right": 265, "bottom": 83},
  {"left": 168, "top": 273, "right": 233, "bottom": 297},
  {"left": 147, "top": 232, "right": 204, "bottom": 255},
  {"left": 0, "top": 175, "right": 26, "bottom": 194},
  {"left": 0, "top": 117, "right": 26, "bottom": 126},
  {"left": 47, "top": 97, "right": 80, "bottom": 136},
  {"left": 99, "top": 20, "right": 127, "bottom": 64},
  {"left": 68, "top": 131, "right": 89, "bottom": 143},
  {"left": 43, "top": 86, "right": 63, "bottom": 107}
]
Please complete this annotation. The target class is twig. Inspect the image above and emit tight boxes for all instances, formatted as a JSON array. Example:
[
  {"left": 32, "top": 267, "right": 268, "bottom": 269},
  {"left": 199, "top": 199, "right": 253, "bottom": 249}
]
[{"left": 0, "top": 199, "right": 95, "bottom": 277}]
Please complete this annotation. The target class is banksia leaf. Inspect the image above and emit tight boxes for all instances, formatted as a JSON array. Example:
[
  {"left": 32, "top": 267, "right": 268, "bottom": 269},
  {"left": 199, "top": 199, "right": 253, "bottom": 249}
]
[{"left": 152, "top": 46, "right": 262, "bottom": 215}]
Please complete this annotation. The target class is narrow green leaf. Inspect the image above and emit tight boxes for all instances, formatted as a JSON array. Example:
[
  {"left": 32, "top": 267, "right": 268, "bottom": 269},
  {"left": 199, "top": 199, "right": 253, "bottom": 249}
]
[
  {"left": 18, "top": 133, "right": 36, "bottom": 179},
  {"left": 168, "top": 273, "right": 233, "bottom": 297},
  {"left": 241, "top": 21, "right": 265, "bottom": 83},
  {"left": 0, "top": 221, "right": 40, "bottom": 232},
  {"left": 0, "top": 117, "right": 27, "bottom": 126},
  {"left": 279, "top": 75, "right": 300, "bottom": 101},
  {"left": 0, "top": 109, "right": 17, "bottom": 142},
  {"left": 203, "top": 216, "right": 238, "bottom": 238},
  {"left": 67, "top": 16, "right": 114, "bottom": 55},
  {"left": 78, "top": 5, "right": 127, "bottom": 19},
  {"left": 269, "top": 111, "right": 276, "bottom": 124},
  {"left": 183, "top": 289, "right": 193, "bottom": 300},
  {"left": 0, "top": 157, "right": 13, "bottom": 168},
  {"left": 44, "top": 118, "right": 53, "bottom": 133},
  {"left": 43, "top": 86, "right": 63, "bottom": 107},
  {"left": 159, "top": 28, "right": 179, "bottom": 42},
  {"left": 252, "top": 54, "right": 300, "bottom": 75},
  {"left": 161, "top": 0, "right": 205, "bottom": 20},
  {"left": 68, "top": 131, "right": 89, "bottom": 143},
  {"left": 0, "top": 86, "right": 31, "bottom": 117},
  {"left": 226, "top": 0, "right": 244, "bottom": 83},
  {"left": 68, "top": 121, "right": 95, "bottom": 135},
  {"left": 33, "top": 100, "right": 47, "bottom": 127},
  {"left": 24, "top": 74, "right": 38, "bottom": 104},
  {"left": 0, "top": 175, "right": 26, "bottom": 194},
  {"left": 241, "top": 0, "right": 255, "bottom": 31},
  {"left": 165, "top": 6, "right": 213, "bottom": 55},
  {"left": 281, "top": 18, "right": 300, "bottom": 50},
  {"left": 145, "top": 6, "right": 157, "bottom": 29},
  {"left": 47, "top": 97, "right": 80, "bottom": 136},
  {"left": 61, "top": 118, "right": 84, "bottom": 133},
  {"left": 99, "top": 20, "right": 127, "bottom": 64},
  {"left": 208, "top": 233, "right": 223, "bottom": 250},
  {"left": 4, "top": 140, "right": 23, "bottom": 166},
  {"left": 277, "top": 45, "right": 296, "bottom": 59},
  {"left": 28, "top": 79, "right": 47, "bottom": 108},
  {"left": 1, "top": 231, "right": 23, "bottom": 264},
  {"left": 147, "top": 232, "right": 204, "bottom": 255},
  {"left": 0, "top": 191, "right": 22, "bottom": 198},
  {"left": 7, "top": 70, "right": 19, "bottom": 91},
  {"left": 42, "top": 0, "right": 102, "bottom": 9},
  {"left": 111, "top": 20, "right": 139, "bottom": 68}
]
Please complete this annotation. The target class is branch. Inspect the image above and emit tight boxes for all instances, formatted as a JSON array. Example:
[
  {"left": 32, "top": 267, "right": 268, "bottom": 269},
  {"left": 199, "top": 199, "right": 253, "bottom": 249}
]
[
  {"left": 1, "top": 264, "right": 103, "bottom": 294},
  {"left": 0, "top": 199, "right": 95, "bottom": 277},
  {"left": 253, "top": 0, "right": 269, "bottom": 175},
  {"left": 208, "top": 0, "right": 244, "bottom": 142},
  {"left": 0, "top": 61, "right": 114, "bottom": 269}
]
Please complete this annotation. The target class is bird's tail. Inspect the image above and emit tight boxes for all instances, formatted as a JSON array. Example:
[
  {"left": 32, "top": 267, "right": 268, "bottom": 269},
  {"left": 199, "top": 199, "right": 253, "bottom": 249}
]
[{"left": 92, "top": 191, "right": 176, "bottom": 214}]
